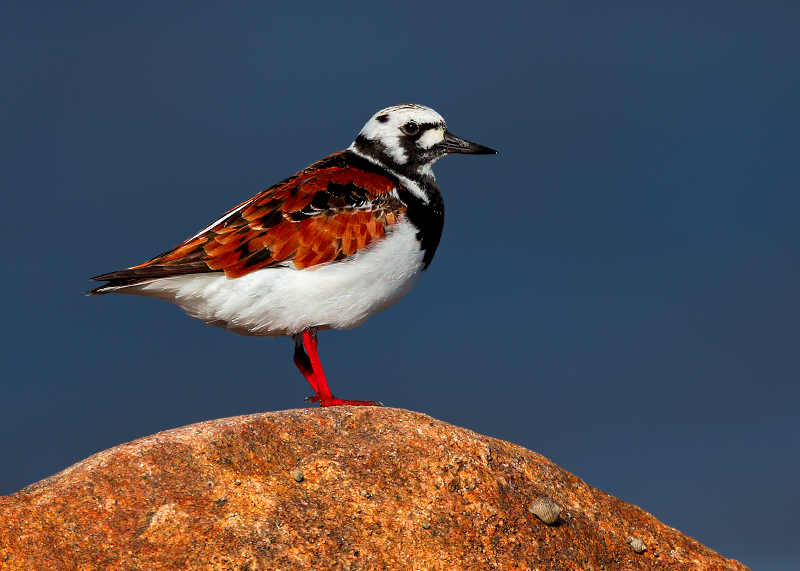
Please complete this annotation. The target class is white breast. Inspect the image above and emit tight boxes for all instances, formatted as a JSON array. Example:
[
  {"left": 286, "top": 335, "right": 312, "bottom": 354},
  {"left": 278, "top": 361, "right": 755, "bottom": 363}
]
[{"left": 125, "top": 217, "right": 425, "bottom": 336}]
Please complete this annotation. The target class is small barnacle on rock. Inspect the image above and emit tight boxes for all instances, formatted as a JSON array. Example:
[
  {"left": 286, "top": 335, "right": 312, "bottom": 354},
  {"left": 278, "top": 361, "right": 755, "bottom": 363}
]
[
  {"left": 528, "top": 496, "right": 561, "bottom": 525},
  {"left": 627, "top": 537, "right": 647, "bottom": 553}
]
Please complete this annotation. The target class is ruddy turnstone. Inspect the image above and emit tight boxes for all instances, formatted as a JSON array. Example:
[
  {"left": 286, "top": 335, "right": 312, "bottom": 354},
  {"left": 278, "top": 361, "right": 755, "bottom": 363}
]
[{"left": 90, "top": 104, "right": 496, "bottom": 406}]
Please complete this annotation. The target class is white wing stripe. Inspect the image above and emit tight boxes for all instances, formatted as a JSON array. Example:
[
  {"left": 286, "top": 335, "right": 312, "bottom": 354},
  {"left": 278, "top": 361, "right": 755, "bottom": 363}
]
[{"left": 185, "top": 197, "right": 258, "bottom": 243}]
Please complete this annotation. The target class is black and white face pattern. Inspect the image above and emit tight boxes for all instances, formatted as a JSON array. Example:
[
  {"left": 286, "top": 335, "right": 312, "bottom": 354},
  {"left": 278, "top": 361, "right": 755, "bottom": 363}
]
[{"left": 351, "top": 104, "right": 449, "bottom": 178}]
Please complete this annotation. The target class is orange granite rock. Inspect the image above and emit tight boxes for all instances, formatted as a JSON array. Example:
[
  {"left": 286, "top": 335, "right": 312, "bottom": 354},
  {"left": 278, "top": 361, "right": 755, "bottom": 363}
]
[{"left": 0, "top": 408, "right": 749, "bottom": 570}]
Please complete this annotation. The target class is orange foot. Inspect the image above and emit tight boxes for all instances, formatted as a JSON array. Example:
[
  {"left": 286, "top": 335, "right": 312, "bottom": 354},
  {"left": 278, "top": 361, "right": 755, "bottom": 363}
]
[{"left": 305, "top": 395, "right": 383, "bottom": 407}]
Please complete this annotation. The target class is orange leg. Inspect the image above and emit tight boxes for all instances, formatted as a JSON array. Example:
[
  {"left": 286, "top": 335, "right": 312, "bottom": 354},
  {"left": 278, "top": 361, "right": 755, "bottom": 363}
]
[
  {"left": 293, "top": 328, "right": 382, "bottom": 407},
  {"left": 293, "top": 338, "right": 319, "bottom": 394}
]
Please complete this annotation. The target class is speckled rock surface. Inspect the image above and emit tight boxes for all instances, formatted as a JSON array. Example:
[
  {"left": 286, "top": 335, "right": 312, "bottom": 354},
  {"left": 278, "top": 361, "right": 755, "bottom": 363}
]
[{"left": 0, "top": 408, "right": 748, "bottom": 570}]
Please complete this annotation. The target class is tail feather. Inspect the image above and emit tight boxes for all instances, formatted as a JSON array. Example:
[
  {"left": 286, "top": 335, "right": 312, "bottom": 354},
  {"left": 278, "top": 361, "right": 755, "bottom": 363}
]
[{"left": 88, "top": 263, "right": 219, "bottom": 294}]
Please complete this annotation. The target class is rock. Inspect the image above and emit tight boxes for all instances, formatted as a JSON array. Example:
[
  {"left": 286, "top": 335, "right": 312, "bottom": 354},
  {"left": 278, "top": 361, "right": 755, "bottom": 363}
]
[{"left": 0, "top": 408, "right": 748, "bottom": 570}]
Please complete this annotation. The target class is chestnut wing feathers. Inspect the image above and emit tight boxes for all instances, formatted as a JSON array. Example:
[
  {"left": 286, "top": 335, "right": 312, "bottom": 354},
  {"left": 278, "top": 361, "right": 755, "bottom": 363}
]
[{"left": 90, "top": 152, "right": 404, "bottom": 292}]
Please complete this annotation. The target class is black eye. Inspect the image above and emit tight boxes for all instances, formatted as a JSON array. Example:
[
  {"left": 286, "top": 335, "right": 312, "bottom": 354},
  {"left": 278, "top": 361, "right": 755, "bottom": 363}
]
[{"left": 401, "top": 121, "right": 420, "bottom": 135}]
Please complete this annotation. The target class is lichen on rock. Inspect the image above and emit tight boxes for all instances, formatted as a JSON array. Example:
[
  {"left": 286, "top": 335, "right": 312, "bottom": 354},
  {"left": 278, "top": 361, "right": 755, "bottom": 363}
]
[{"left": 0, "top": 408, "right": 749, "bottom": 570}]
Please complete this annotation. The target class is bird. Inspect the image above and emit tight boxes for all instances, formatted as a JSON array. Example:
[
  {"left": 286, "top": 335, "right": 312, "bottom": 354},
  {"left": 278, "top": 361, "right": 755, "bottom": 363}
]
[{"left": 89, "top": 104, "right": 496, "bottom": 406}]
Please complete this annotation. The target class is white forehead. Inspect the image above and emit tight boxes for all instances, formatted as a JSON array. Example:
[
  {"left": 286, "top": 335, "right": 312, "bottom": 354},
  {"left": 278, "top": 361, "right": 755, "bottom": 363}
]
[{"left": 359, "top": 104, "right": 446, "bottom": 141}]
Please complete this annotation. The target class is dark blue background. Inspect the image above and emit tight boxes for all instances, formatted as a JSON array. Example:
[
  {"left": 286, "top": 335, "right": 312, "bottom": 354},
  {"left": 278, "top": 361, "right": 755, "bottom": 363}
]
[{"left": 2, "top": 2, "right": 798, "bottom": 569}]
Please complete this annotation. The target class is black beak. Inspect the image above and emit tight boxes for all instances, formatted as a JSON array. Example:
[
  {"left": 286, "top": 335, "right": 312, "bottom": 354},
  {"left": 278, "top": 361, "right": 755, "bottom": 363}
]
[{"left": 438, "top": 130, "right": 497, "bottom": 155}]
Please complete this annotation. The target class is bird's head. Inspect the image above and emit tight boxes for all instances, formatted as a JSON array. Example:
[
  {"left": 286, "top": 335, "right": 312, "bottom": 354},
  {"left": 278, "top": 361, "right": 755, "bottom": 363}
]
[{"left": 351, "top": 104, "right": 496, "bottom": 179}]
